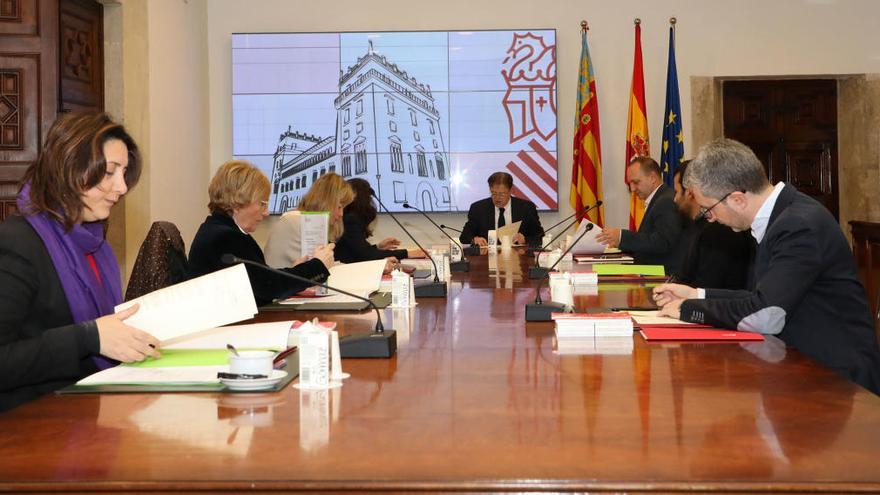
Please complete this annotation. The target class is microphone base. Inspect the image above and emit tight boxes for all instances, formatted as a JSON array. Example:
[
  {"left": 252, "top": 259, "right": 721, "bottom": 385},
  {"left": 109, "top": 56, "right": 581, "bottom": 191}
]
[
  {"left": 464, "top": 245, "right": 481, "bottom": 256},
  {"left": 450, "top": 259, "right": 470, "bottom": 272},
  {"left": 339, "top": 330, "right": 397, "bottom": 358},
  {"left": 525, "top": 301, "right": 568, "bottom": 322},
  {"left": 528, "top": 266, "right": 550, "bottom": 279},
  {"left": 414, "top": 280, "right": 448, "bottom": 298}
]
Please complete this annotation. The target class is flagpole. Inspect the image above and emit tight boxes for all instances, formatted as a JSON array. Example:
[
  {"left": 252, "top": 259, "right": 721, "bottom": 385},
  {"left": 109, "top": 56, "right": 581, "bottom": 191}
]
[{"left": 581, "top": 20, "right": 588, "bottom": 32}]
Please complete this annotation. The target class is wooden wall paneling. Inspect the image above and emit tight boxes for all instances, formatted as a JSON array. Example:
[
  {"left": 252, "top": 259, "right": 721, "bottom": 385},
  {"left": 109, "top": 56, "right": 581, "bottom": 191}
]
[
  {"left": 0, "top": 0, "right": 58, "bottom": 221},
  {"left": 59, "top": 0, "right": 102, "bottom": 113}
]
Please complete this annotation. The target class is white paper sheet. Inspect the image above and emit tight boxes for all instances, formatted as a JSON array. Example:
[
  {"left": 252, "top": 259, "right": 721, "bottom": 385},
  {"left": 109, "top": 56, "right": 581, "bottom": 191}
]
[
  {"left": 326, "top": 259, "right": 386, "bottom": 295},
  {"left": 162, "top": 321, "right": 293, "bottom": 350},
  {"left": 115, "top": 264, "right": 258, "bottom": 343},
  {"left": 628, "top": 310, "right": 703, "bottom": 326},
  {"left": 496, "top": 220, "right": 522, "bottom": 240},
  {"left": 570, "top": 219, "right": 607, "bottom": 255},
  {"left": 77, "top": 365, "right": 227, "bottom": 385},
  {"left": 300, "top": 211, "right": 329, "bottom": 258}
]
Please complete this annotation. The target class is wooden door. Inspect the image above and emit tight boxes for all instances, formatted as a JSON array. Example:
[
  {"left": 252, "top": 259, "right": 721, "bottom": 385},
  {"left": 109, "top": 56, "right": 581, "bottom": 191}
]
[
  {"left": 59, "top": 0, "right": 102, "bottom": 113},
  {"left": 723, "top": 79, "right": 838, "bottom": 219},
  {"left": 0, "top": 0, "right": 58, "bottom": 221},
  {"left": 0, "top": 0, "right": 102, "bottom": 222}
]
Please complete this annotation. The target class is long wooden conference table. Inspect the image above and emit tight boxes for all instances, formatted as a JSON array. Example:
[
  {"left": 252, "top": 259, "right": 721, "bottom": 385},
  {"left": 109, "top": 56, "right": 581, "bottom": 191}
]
[{"left": 1, "top": 250, "right": 879, "bottom": 493}]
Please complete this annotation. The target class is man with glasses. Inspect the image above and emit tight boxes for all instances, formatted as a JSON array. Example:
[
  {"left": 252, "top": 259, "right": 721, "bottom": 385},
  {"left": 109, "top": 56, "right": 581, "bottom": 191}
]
[
  {"left": 596, "top": 156, "right": 684, "bottom": 272},
  {"left": 653, "top": 138, "right": 880, "bottom": 395},
  {"left": 670, "top": 160, "right": 751, "bottom": 289},
  {"left": 459, "top": 171, "right": 544, "bottom": 247}
]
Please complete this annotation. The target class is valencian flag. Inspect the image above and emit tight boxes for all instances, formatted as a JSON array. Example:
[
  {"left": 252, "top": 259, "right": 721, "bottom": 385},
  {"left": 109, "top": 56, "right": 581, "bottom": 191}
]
[
  {"left": 625, "top": 20, "right": 650, "bottom": 231},
  {"left": 660, "top": 21, "right": 684, "bottom": 187},
  {"left": 570, "top": 22, "right": 604, "bottom": 226}
]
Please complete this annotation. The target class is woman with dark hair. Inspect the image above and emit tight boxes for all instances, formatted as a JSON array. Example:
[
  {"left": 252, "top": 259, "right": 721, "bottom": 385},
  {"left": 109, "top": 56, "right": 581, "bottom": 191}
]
[
  {"left": 0, "top": 112, "right": 160, "bottom": 412},
  {"left": 334, "top": 178, "right": 425, "bottom": 263}
]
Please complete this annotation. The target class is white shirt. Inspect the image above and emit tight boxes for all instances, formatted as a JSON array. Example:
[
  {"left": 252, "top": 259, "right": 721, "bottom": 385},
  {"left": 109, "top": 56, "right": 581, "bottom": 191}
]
[
  {"left": 494, "top": 198, "right": 512, "bottom": 230},
  {"left": 643, "top": 183, "right": 662, "bottom": 212},
  {"left": 750, "top": 182, "right": 786, "bottom": 244},
  {"left": 695, "top": 181, "right": 785, "bottom": 299}
]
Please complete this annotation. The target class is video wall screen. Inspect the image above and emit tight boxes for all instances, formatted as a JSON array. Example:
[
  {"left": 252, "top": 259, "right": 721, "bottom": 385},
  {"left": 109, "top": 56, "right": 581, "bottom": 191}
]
[{"left": 232, "top": 29, "right": 558, "bottom": 213}]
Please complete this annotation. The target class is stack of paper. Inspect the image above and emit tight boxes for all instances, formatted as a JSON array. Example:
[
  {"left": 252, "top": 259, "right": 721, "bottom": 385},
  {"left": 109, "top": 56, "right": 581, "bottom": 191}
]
[
  {"left": 552, "top": 312, "right": 633, "bottom": 338},
  {"left": 574, "top": 253, "right": 635, "bottom": 264},
  {"left": 628, "top": 310, "right": 710, "bottom": 328},
  {"left": 570, "top": 271, "right": 598, "bottom": 286},
  {"left": 555, "top": 335, "right": 634, "bottom": 355}
]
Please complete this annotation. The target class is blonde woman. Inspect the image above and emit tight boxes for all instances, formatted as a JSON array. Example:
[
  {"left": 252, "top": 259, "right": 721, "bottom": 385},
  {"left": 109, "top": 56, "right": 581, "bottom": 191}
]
[
  {"left": 188, "top": 161, "right": 333, "bottom": 305},
  {"left": 264, "top": 172, "right": 354, "bottom": 268}
]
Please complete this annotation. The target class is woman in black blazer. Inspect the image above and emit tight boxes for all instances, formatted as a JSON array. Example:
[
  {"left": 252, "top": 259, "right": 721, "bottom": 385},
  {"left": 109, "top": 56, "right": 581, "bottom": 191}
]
[
  {"left": 334, "top": 178, "right": 425, "bottom": 263},
  {"left": 0, "top": 112, "right": 160, "bottom": 412},
  {"left": 188, "top": 160, "right": 333, "bottom": 306}
]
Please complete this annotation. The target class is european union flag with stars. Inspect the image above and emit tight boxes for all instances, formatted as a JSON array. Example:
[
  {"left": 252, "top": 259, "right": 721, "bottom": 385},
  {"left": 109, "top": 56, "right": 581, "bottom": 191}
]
[{"left": 660, "top": 25, "right": 683, "bottom": 187}]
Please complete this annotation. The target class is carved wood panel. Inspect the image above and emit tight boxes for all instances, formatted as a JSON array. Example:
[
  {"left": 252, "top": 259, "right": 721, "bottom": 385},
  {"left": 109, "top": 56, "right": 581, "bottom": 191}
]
[
  {"left": 723, "top": 80, "right": 838, "bottom": 219},
  {"left": 59, "top": 0, "right": 102, "bottom": 112},
  {"left": 0, "top": 0, "right": 57, "bottom": 222}
]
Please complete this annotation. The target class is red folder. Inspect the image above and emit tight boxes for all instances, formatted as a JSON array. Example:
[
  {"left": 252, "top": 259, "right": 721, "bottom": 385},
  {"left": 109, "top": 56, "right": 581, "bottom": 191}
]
[{"left": 639, "top": 326, "right": 764, "bottom": 342}]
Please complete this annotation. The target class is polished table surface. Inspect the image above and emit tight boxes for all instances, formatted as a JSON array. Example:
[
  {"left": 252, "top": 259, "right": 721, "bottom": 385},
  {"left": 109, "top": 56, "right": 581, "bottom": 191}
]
[{"left": 1, "top": 250, "right": 879, "bottom": 493}]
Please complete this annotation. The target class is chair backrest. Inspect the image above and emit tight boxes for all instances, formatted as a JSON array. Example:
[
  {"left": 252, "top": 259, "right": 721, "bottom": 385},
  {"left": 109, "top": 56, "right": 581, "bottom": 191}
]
[
  {"left": 850, "top": 221, "right": 880, "bottom": 343},
  {"left": 125, "top": 221, "right": 188, "bottom": 301}
]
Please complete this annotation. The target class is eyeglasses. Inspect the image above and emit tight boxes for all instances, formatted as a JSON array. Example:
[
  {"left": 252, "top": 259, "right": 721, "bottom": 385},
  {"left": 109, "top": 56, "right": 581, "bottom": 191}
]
[
  {"left": 490, "top": 189, "right": 511, "bottom": 198},
  {"left": 697, "top": 191, "right": 737, "bottom": 220}
]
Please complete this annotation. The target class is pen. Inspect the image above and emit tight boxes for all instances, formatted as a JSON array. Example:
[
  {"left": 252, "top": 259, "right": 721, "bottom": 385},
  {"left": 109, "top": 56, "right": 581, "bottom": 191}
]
[{"left": 611, "top": 306, "right": 657, "bottom": 311}]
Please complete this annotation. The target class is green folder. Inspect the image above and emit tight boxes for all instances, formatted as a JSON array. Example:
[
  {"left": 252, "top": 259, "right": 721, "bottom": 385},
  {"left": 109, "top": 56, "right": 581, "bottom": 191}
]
[
  {"left": 124, "top": 349, "right": 232, "bottom": 368},
  {"left": 593, "top": 264, "right": 665, "bottom": 276}
]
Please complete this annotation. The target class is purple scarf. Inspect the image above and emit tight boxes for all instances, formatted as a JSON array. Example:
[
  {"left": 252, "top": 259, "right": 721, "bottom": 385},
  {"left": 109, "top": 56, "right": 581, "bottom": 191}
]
[{"left": 17, "top": 184, "right": 122, "bottom": 369}]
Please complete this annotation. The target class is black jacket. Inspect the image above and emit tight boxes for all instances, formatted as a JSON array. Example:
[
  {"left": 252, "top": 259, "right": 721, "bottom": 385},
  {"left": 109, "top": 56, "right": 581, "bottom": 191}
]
[
  {"left": 335, "top": 213, "right": 407, "bottom": 264},
  {"left": 459, "top": 196, "right": 544, "bottom": 246},
  {"left": 680, "top": 185, "right": 880, "bottom": 394},
  {"left": 619, "top": 184, "right": 684, "bottom": 272},
  {"left": 188, "top": 213, "right": 329, "bottom": 306},
  {"left": 0, "top": 215, "right": 101, "bottom": 412},
  {"left": 673, "top": 216, "right": 751, "bottom": 290}
]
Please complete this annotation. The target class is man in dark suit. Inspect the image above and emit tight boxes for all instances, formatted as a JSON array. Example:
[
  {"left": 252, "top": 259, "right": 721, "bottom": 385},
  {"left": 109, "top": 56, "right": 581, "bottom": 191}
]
[
  {"left": 596, "top": 156, "right": 684, "bottom": 272},
  {"left": 654, "top": 138, "right": 880, "bottom": 395},
  {"left": 459, "top": 172, "right": 544, "bottom": 247},
  {"left": 671, "top": 160, "right": 751, "bottom": 290}
]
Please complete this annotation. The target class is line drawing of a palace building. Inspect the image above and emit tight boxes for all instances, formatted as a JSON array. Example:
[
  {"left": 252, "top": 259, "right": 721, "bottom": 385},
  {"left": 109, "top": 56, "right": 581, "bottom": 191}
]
[{"left": 270, "top": 41, "right": 453, "bottom": 214}]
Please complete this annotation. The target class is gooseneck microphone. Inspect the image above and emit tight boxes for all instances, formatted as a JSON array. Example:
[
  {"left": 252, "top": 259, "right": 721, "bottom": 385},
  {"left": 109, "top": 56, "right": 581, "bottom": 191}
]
[
  {"left": 528, "top": 201, "right": 603, "bottom": 279},
  {"left": 525, "top": 222, "right": 595, "bottom": 322},
  {"left": 371, "top": 192, "right": 447, "bottom": 298},
  {"left": 221, "top": 254, "right": 396, "bottom": 358},
  {"left": 439, "top": 224, "right": 462, "bottom": 233},
  {"left": 403, "top": 202, "right": 469, "bottom": 273}
]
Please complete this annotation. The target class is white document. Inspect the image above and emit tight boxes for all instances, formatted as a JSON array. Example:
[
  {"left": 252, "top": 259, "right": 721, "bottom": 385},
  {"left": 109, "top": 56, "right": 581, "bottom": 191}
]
[
  {"left": 278, "top": 292, "right": 365, "bottom": 306},
  {"left": 162, "top": 321, "right": 292, "bottom": 350},
  {"left": 77, "top": 365, "right": 227, "bottom": 386},
  {"left": 628, "top": 310, "right": 703, "bottom": 326},
  {"left": 496, "top": 220, "right": 522, "bottom": 241},
  {"left": 300, "top": 211, "right": 329, "bottom": 258},
  {"left": 570, "top": 219, "right": 607, "bottom": 255},
  {"left": 115, "top": 264, "right": 258, "bottom": 343},
  {"left": 326, "top": 259, "right": 386, "bottom": 296}
]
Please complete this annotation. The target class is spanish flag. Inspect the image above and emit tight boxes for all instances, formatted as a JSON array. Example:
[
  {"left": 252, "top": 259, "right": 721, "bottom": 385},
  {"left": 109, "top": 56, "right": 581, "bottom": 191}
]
[
  {"left": 626, "top": 21, "right": 650, "bottom": 230},
  {"left": 570, "top": 23, "right": 604, "bottom": 226}
]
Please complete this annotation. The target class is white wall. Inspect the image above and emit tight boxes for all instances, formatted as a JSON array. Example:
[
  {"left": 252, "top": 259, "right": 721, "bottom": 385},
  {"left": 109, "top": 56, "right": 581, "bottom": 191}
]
[
  {"left": 200, "top": 0, "right": 880, "bottom": 248},
  {"left": 120, "top": 0, "right": 210, "bottom": 275}
]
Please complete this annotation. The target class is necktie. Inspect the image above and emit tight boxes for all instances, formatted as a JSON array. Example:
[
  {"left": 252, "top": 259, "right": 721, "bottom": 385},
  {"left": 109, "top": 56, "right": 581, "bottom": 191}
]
[{"left": 498, "top": 207, "right": 506, "bottom": 228}]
